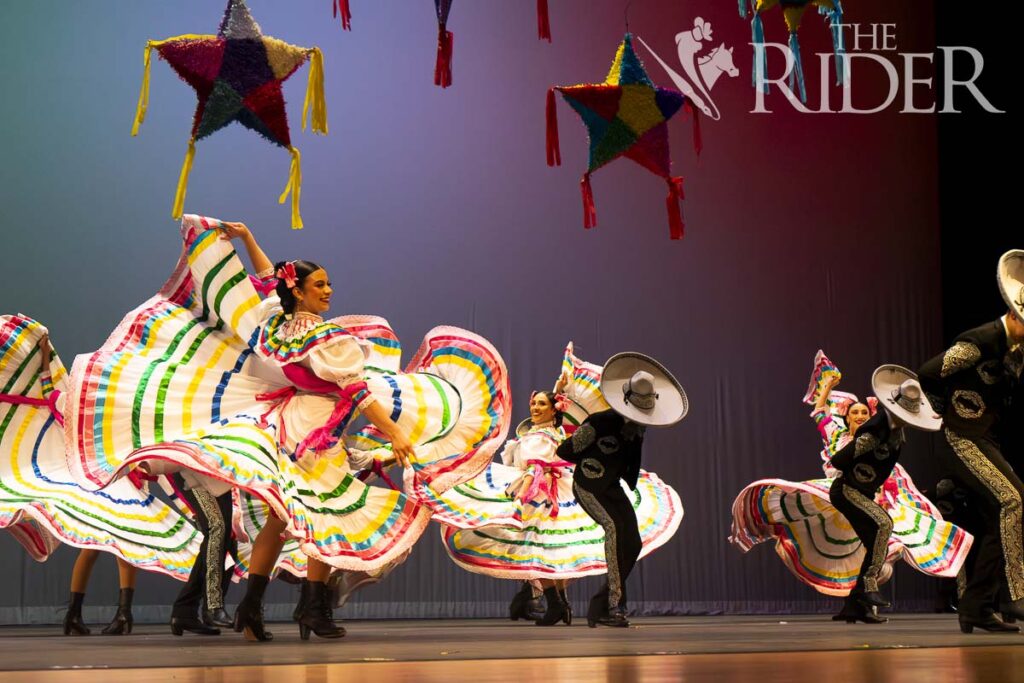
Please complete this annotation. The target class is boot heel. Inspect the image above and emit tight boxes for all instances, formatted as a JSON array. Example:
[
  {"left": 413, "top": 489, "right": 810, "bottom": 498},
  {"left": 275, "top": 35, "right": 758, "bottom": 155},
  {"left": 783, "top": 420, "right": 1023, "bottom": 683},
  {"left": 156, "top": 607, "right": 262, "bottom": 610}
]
[
  {"left": 299, "top": 624, "right": 311, "bottom": 641},
  {"left": 171, "top": 623, "right": 184, "bottom": 636},
  {"left": 587, "top": 617, "right": 596, "bottom": 628},
  {"left": 960, "top": 623, "right": 974, "bottom": 634}
]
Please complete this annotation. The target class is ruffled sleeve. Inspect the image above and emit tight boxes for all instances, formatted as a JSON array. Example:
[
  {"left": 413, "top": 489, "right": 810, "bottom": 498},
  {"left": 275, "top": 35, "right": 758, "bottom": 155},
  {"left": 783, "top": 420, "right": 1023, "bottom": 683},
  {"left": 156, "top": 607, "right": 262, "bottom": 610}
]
[
  {"left": 254, "top": 295, "right": 284, "bottom": 324},
  {"left": 308, "top": 338, "right": 376, "bottom": 410},
  {"left": 499, "top": 438, "right": 521, "bottom": 468},
  {"left": 811, "top": 406, "right": 833, "bottom": 440}
]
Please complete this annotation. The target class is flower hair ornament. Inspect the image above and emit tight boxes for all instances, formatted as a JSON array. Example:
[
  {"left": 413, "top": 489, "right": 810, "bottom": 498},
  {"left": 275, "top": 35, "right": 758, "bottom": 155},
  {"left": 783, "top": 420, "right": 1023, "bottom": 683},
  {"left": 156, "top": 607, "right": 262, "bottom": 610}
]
[{"left": 276, "top": 262, "right": 298, "bottom": 289}]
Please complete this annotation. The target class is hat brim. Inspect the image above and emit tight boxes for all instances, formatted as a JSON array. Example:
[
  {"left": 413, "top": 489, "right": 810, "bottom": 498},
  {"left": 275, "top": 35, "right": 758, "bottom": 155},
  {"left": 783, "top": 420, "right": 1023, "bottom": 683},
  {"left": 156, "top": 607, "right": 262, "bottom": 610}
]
[
  {"left": 871, "top": 364, "right": 942, "bottom": 432},
  {"left": 997, "top": 250, "right": 1024, "bottom": 324},
  {"left": 600, "top": 352, "right": 688, "bottom": 427}
]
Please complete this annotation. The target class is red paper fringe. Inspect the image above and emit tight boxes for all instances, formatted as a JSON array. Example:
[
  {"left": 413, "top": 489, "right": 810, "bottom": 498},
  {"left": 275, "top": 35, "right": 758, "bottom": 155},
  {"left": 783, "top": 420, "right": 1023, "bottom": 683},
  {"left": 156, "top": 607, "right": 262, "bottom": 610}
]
[
  {"left": 434, "top": 25, "right": 454, "bottom": 88},
  {"left": 537, "top": 0, "right": 552, "bottom": 41},
  {"left": 666, "top": 176, "right": 685, "bottom": 240},
  {"left": 684, "top": 101, "right": 703, "bottom": 157},
  {"left": 581, "top": 173, "right": 597, "bottom": 229},
  {"left": 546, "top": 88, "right": 561, "bottom": 167},
  {"left": 333, "top": 0, "right": 352, "bottom": 31}
]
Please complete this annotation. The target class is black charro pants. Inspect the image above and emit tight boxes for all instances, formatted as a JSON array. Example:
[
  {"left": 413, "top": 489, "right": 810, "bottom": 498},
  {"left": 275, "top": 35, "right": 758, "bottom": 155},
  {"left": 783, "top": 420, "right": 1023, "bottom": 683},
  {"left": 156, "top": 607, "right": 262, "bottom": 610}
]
[
  {"left": 171, "top": 478, "right": 236, "bottom": 618},
  {"left": 829, "top": 478, "right": 893, "bottom": 597},
  {"left": 573, "top": 481, "right": 642, "bottom": 614},
  {"left": 944, "top": 430, "right": 1024, "bottom": 617}
]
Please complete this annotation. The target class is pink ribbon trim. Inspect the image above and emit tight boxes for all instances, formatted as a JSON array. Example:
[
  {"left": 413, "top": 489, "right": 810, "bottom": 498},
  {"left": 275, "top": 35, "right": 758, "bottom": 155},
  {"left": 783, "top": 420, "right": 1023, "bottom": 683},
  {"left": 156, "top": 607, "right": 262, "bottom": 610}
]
[{"left": 0, "top": 390, "right": 64, "bottom": 427}]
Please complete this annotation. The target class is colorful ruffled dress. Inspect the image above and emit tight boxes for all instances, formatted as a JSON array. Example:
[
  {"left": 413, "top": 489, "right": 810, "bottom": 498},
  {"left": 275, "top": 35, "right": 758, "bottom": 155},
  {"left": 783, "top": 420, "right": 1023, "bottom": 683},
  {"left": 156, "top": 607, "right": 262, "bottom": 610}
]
[
  {"left": 729, "top": 351, "right": 974, "bottom": 595},
  {"left": 64, "top": 214, "right": 511, "bottom": 572},
  {"left": 0, "top": 315, "right": 200, "bottom": 579},
  {"left": 428, "top": 343, "right": 684, "bottom": 579}
]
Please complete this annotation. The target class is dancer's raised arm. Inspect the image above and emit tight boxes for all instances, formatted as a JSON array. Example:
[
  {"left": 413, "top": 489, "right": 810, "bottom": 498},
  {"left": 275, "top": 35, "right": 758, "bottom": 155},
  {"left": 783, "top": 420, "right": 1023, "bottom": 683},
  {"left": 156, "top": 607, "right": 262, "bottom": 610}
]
[{"left": 217, "top": 221, "right": 273, "bottom": 276}]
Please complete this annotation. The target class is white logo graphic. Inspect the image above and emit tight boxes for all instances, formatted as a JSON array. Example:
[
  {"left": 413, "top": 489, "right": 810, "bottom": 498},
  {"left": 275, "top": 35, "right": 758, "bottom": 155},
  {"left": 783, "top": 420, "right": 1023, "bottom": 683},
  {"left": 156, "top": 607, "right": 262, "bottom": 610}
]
[
  {"left": 638, "top": 18, "right": 738, "bottom": 121},
  {"left": 643, "top": 19, "right": 1003, "bottom": 116}
]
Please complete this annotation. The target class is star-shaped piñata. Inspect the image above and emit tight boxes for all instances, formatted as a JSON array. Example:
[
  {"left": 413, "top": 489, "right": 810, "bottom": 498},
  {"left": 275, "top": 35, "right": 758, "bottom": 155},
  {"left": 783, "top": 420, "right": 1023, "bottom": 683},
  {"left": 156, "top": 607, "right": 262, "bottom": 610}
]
[
  {"left": 545, "top": 34, "right": 696, "bottom": 240},
  {"left": 130, "top": 0, "right": 328, "bottom": 229},
  {"left": 741, "top": 0, "right": 845, "bottom": 103}
]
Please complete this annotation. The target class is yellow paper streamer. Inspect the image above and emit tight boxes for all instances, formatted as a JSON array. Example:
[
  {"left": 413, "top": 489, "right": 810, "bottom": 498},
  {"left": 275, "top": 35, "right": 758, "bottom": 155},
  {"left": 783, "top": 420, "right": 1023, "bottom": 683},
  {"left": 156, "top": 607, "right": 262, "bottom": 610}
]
[
  {"left": 302, "top": 47, "right": 329, "bottom": 135},
  {"left": 130, "top": 42, "right": 154, "bottom": 136},
  {"left": 172, "top": 139, "right": 196, "bottom": 220},
  {"left": 278, "top": 146, "right": 303, "bottom": 229}
]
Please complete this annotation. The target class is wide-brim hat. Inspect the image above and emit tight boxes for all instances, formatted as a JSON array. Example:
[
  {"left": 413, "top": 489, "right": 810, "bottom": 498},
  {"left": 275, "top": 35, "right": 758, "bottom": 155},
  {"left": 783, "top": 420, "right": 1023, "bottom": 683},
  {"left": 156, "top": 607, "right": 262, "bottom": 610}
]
[
  {"left": 998, "top": 250, "right": 1024, "bottom": 323},
  {"left": 871, "top": 364, "right": 942, "bottom": 431},
  {"left": 600, "top": 352, "right": 688, "bottom": 427}
]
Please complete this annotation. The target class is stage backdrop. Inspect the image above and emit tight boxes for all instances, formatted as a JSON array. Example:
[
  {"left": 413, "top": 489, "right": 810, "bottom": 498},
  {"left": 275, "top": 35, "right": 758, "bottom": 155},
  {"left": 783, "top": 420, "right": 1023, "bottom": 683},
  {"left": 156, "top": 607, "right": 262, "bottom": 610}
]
[{"left": 0, "top": 0, "right": 1000, "bottom": 623}]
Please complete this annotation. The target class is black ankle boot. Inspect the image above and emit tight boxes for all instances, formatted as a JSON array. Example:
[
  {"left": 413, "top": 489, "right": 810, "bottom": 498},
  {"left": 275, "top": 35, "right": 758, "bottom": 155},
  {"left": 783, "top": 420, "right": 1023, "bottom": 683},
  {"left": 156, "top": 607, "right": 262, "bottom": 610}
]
[
  {"left": 959, "top": 613, "right": 1020, "bottom": 633},
  {"left": 63, "top": 592, "right": 90, "bottom": 636},
  {"left": 101, "top": 588, "right": 134, "bottom": 635},
  {"left": 591, "top": 605, "right": 630, "bottom": 628},
  {"left": 586, "top": 585, "right": 610, "bottom": 628},
  {"left": 558, "top": 588, "right": 573, "bottom": 625},
  {"left": 832, "top": 599, "right": 887, "bottom": 624},
  {"left": 292, "top": 579, "right": 311, "bottom": 622},
  {"left": 855, "top": 590, "right": 890, "bottom": 609},
  {"left": 202, "top": 607, "right": 233, "bottom": 629},
  {"left": 535, "top": 587, "right": 568, "bottom": 626},
  {"left": 509, "top": 582, "right": 544, "bottom": 621},
  {"left": 298, "top": 581, "right": 346, "bottom": 640},
  {"left": 234, "top": 574, "right": 273, "bottom": 642},
  {"left": 171, "top": 615, "right": 220, "bottom": 636}
]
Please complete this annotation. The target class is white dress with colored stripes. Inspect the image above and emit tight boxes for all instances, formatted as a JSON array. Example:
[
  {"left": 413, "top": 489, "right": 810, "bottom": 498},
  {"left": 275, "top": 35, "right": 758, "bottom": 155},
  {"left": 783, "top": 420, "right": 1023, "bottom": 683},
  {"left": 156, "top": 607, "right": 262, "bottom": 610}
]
[
  {"left": 428, "top": 343, "right": 684, "bottom": 579},
  {"left": 0, "top": 315, "right": 201, "bottom": 579},
  {"left": 730, "top": 392, "right": 974, "bottom": 596},
  {"left": 63, "top": 214, "right": 511, "bottom": 572}
]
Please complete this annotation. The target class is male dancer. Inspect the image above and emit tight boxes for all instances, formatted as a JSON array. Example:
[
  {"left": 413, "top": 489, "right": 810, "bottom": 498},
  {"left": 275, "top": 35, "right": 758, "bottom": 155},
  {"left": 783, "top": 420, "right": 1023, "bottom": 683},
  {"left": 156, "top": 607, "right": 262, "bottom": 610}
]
[
  {"left": 917, "top": 249, "right": 1024, "bottom": 632},
  {"left": 828, "top": 366, "right": 942, "bottom": 624},
  {"left": 557, "top": 353, "right": 687, "bottom": 627}
]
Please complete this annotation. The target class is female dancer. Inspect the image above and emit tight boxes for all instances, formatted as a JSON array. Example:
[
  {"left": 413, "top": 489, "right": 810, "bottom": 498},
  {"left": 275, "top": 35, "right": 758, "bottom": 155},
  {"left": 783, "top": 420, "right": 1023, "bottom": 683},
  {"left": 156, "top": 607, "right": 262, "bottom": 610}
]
[
  {"left": 62, "top": 214, "right": 510, "bottom": 642},
  {"left": 422, "top": 344, "right": 683, "bottom": 626},
  {"left": 500, "top": 388, "right": 573, "bottom": 624},
  {"left": 0, "top": 316, "right": 200, "bottom": 635},
  {"left": 730, "top": 352, "right": 973, "bottom": 621}
]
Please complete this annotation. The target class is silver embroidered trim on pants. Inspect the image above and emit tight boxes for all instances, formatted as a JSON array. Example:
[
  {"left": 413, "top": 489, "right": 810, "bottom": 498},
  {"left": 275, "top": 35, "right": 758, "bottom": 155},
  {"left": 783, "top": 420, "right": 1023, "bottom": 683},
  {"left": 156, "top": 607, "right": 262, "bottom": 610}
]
[
  {"left": 193, "top": 487, "right": 226, "bottom": 610},
  {"left": 573, "top": 482, "right": 621, "bottom": 610},
  {"left": 946, "top": 429, "right": 1024, "bottom": 601},
  {"left": 840, "top": 484, "right": 893, "bottom": 593}
]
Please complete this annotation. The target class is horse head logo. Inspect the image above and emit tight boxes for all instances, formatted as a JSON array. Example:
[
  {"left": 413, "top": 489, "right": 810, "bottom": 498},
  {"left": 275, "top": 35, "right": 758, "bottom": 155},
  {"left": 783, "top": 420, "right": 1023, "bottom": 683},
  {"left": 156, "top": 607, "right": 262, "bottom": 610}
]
[{"left": 637, "top": 17, "right": 738, "bottom": 121}]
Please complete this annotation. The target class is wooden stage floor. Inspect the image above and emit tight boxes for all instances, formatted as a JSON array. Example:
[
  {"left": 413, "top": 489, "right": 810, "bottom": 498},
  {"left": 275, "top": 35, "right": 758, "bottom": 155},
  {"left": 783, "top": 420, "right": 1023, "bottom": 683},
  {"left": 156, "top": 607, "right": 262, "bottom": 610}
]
[{"left": 3, "top": 615, "right": 1024, "bottom": 682}]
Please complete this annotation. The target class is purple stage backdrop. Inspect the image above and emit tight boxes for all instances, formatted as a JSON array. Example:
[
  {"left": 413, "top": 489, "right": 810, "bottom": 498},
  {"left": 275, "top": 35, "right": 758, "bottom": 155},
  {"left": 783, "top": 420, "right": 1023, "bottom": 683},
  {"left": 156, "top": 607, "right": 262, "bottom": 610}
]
[{"left": 0, "top": 0, "right": 1003, "bottom": 622}]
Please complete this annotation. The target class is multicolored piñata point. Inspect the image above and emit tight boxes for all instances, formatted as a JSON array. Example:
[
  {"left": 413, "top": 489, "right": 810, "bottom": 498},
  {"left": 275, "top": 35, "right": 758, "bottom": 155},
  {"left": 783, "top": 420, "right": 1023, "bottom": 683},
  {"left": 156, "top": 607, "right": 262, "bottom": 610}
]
[
  {"left": 546, "top": 34, "right": 698, "bottom": 240},
  {"left": 741, "top": 0, "right": 846, "bottom": 102},
  {"left": 130, "top": 0, "right": 328, "bottom": 229}
]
